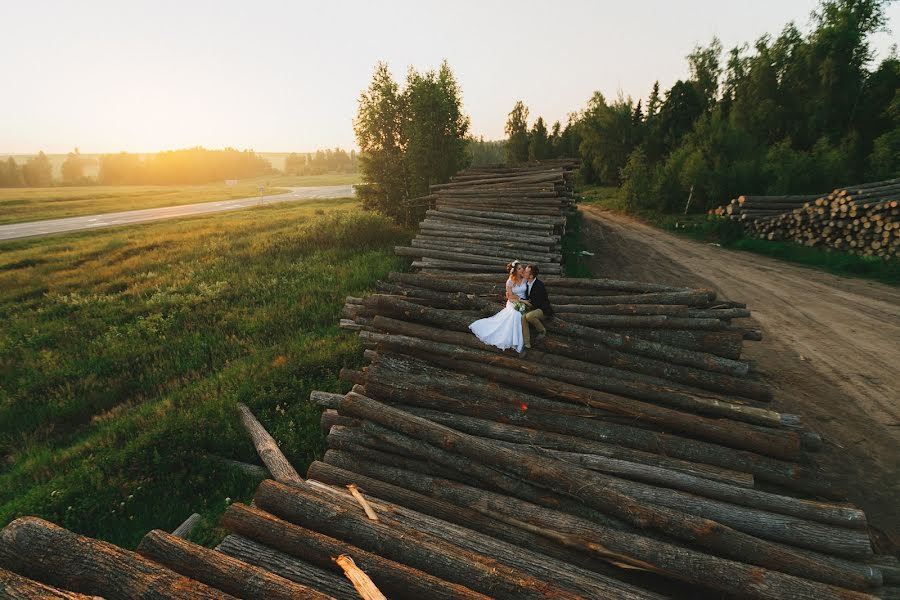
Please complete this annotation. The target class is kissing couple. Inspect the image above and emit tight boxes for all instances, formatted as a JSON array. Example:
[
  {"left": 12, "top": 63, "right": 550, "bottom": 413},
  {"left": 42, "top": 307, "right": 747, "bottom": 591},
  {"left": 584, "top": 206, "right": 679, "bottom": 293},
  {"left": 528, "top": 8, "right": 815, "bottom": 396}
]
[{"left": 469, "top": 260, "right": 554, "bottom": 355}]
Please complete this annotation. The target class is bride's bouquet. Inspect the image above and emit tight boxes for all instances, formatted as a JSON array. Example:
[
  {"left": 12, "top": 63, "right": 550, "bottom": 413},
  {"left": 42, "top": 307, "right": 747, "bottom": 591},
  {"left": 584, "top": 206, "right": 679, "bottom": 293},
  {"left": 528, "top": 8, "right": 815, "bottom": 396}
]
[{"left": 513, "top": 300, "right": 528, "bottom": 314}]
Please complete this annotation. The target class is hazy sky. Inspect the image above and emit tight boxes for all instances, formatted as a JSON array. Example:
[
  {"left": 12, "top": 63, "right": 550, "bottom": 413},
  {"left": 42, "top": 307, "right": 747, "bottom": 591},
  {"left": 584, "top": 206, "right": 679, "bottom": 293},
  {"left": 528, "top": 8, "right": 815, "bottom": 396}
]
[{"left": 2, "top": 0, "right": 898, "bottom": 154}]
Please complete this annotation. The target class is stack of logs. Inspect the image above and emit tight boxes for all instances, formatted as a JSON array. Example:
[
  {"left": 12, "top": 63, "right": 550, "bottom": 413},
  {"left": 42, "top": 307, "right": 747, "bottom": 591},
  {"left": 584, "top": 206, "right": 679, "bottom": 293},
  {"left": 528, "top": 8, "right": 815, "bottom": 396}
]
[
  {"left": 395, "top": 160, "right": 579, "bottom": 275},
  {"left": 1, "top": 161, "right": 898, "bottom": 599},
  {"left": 710, "top": 179, "right": 900, "bottom": 258}
]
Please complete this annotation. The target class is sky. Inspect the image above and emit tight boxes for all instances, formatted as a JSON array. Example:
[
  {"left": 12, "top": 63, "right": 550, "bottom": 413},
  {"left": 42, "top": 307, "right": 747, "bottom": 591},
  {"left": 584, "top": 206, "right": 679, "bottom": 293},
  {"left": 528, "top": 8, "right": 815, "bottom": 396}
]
[{"left": 1, "top": 0, "right": 898, "bottom": 155}]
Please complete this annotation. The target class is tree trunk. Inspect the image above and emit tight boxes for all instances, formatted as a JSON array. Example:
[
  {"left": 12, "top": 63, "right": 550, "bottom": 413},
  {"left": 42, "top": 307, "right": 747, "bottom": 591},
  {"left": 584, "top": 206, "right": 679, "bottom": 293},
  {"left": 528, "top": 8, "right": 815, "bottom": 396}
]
[
  {"left": 136, "top": 529, "right": 331, "bottom": 600},
  {"left": 253, "top": 480, "right": 593, "bottom": 600},
  {"left": 215, "top": 534, "right": 359, "bottom": 600},
  {"left": 220, "top": 503, "right": 489, "bottom": 600},
  {"left": 338, "top": 394, "right": 872, "bottom": 585},
  {"left": 0, "top": 517, "right": 237, "bottom": 600}
]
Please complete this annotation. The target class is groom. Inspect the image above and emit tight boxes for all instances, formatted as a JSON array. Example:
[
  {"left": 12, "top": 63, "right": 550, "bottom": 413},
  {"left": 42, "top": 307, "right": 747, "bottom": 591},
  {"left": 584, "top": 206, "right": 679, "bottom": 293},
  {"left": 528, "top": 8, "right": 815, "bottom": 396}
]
[{"left": 522, "top": 264, "right": 553, "bottom": 349}]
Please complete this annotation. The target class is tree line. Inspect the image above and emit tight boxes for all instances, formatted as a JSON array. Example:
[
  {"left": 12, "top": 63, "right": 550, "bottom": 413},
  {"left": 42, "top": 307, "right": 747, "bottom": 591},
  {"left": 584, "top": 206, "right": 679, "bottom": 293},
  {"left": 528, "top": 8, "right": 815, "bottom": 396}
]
[
  {"left": 284, "top": 148, "right": 358, "bottom": 175},
  {"left": 0, "top": 146, "right": 361, "bottom": 188},
  {"left": 506, "top": 0, "right": 899, "bottom": 213},
  {"left": 354, "top": 60, "right": 470, "bottom": 223}
]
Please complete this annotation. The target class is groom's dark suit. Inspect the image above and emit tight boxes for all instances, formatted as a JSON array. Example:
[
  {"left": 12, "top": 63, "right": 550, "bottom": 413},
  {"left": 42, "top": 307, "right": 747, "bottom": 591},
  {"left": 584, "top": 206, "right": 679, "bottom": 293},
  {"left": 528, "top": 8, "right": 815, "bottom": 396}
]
[
  {"left": 525, "top": 278, "right": 553, "bottom": 316},
  {"left": 523, "top": 277, "right": 552, "bottom": 348}
]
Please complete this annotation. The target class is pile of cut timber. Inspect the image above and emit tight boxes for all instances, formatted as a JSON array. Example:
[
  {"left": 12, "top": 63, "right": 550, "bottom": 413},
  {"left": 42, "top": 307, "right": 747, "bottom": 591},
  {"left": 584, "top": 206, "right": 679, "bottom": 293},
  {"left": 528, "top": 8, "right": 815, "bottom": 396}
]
[
  {"left": 1, "top": 162, "right": 897, "bottom": 599},
  {"left": 710, "top": 179, "right": 900, "bottom": 258},
  {"left": 396, "top": 160, "right": 579, "bottom": 275}
]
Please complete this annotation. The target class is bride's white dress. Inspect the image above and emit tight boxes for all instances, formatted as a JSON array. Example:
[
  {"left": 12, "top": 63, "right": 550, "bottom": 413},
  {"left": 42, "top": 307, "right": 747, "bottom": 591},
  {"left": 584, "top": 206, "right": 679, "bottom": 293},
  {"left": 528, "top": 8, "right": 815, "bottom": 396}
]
[{"left": 469, "top": 277, "right": 527, "bottom": 352}]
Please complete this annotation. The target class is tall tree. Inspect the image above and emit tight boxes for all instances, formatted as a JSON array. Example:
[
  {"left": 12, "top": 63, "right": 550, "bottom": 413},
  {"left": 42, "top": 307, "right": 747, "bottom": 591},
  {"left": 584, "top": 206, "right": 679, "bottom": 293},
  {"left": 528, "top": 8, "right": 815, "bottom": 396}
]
[
  {"left": 687, "top": 37, "right": 723, "bottom": 109},
  {"left": 403, "top": 61, "right": 471, "bottom": 198},
  {"left": 0, "top": 157, "right": 24, "bottom": 187},
  {"left": 61, "top": 148, "right": 85, "bottom": 184},
  {"left": 354, "top": 62, "right": 408, "bottom": 220},
  {"left": 22, "top": 151, "right": 52, "bottom": 187},
  {"left": 504, "top": 101, "right": 530, "bottom": 163},
  {"left": 578, "top": 92, "right": 642, "bottom": 184},
  {"left": 528, "top": 117, "right": 552, "bottom": 160}
]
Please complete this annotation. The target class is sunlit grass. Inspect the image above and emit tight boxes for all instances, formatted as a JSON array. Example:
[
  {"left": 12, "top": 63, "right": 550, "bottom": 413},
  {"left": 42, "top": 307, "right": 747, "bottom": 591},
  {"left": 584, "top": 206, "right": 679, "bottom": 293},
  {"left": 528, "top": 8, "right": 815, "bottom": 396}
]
[
  {"left": 0, "top": 173, "right": 360, "bottom": 225},
  {"left": 0, "top": 199, "right": 411, "bottom": 548}
]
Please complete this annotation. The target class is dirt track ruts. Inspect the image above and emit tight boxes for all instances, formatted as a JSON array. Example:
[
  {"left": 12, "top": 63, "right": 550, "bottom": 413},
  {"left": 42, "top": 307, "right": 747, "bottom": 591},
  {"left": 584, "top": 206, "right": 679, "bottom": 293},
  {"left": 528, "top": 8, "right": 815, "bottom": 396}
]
[{"left": 581, "top": 205, "right": 900, "bottom": 549}]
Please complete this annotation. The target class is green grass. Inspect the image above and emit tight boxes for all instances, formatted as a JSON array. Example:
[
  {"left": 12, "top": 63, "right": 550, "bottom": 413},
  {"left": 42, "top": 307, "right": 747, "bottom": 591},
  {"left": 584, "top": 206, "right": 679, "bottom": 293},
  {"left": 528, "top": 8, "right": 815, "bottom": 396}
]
[
  {"left": 575, "top": 185, "right": 900, "bottom": 286},
  {"left": 0, "top": 198, "right": 411, "bottom": 548},
  {"left": 561, "top": 210, "right": 593, "bottom": 278},
  {"left": 0, "top": 173, "right": 360, "bottom": 225}
]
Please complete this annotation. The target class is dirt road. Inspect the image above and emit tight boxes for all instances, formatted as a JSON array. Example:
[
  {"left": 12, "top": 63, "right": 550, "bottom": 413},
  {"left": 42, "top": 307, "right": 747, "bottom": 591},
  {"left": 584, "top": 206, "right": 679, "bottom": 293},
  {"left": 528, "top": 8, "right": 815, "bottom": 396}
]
[{"left": 581, "top": 205, "right": 900, "bottom": 548}]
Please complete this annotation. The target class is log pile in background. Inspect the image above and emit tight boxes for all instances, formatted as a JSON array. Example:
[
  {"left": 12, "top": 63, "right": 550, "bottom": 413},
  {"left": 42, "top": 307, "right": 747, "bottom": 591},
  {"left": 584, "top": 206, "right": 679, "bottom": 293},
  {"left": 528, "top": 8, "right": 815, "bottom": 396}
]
[
  {"left": 710, "top": 179, "right": 900, "bottom": 259},
  {"left": 2, "top": 161, "right": 897, "bottom": 599},
  {"left": 397, "top": 160, "right": 579, "bottom": 275}
]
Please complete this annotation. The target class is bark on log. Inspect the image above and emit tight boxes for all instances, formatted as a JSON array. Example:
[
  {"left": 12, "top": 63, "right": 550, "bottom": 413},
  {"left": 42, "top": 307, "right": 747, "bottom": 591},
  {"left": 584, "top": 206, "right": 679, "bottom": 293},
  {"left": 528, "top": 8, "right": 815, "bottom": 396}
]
[
  {"left": 307, "top": 458, "right": 652, "bottom": 584},
  {"left": 216, "top": 534, "right": 358, "bottom": 600},
  {"left": 556, "top": 312, "right": 725, "bottom": 330},
  {"left": 547, "top": 318, "right": 747, "bottom": 374},
  {"left": 237, "top": 402, "right": 303, "bottom": 485},
  {"left": 361, "top": 330, "right": 791, "bottom": 456},
  {"left": 367, "top": 344, "right": 778, "bottom": 435},
  {"left": 338, "top": 395, "right": 873, "bottom": 587},
  {"left": 331, "top": 402, "right": 858, "bottom": 530},
  {"left": 305, "top": 478, "right": 671, "bottom": 600},
  {"left": 171, "top": 513, "right": 202, "bottom": 538},
  {"left": 550, "top": 290, "right": 716, "bottom": 306},
  {"left": 0, "top": 567, "right": 103, "bottom": 600},
  {"left": 367, "top": 307, "right": 771, "bottom": 402},
  {"left": 0, "top": 517, "right": 237, "bottom": 600},
  {"left": 137, "top": 529, "right": 330, "bottom": 600},
  {"left": 252, "top": 480, "right": 590, "bottom": 600},
  {"left": 345, "top": 358, "right": 828, "bottom": 499},
  {"left": 327, "top": 422, "right": 880, "bottom": 589},
  {"left": 221, "top": 503, "right": 488, "bottom": 600},
  {"left": 312, "top": 455, "right": 879, "bottom": 599}
]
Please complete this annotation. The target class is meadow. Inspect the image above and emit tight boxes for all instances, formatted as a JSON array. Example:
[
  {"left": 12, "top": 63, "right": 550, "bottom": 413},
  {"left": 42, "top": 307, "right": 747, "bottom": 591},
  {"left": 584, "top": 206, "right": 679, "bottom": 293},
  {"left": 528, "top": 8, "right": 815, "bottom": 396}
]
[
  {"left": 0, "top": 173, "right": 361, "bottom": 226},
  {"left": 578, "top": 185, "right": 900, "bottom": 286},
  {"left": 0, "top": 197, "right": 410, "bottom": 548}
]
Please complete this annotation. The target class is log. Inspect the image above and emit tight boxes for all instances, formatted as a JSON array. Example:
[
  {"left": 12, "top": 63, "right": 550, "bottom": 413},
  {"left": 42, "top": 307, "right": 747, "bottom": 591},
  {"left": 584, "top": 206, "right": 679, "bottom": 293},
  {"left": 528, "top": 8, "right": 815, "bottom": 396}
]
[
  {"left": 366, "top": 343, "right": 778, "bottom": 433},
  {"left": 0, "top": 517, "right": 237, "bottom": 600},
  {"left": 337, "top": 395, "right": 873, "bottom": 587},
  {"left": 556, "top": 313, "right": 725, "bottom": 330},
  {"left": 0, "top": 566, "right": 103, "bottom": 600},
  {"left": 237, "top": 402, "right": 303, "bottom": 485},
  {"left": 253, "top": 480, "right": 589, "bottom": 600},
  {"left": 335, "top": 555, "right": 386, "bottom": 600},
  {"left": 366, "top": 305, "right": 771, "bottom": 402},
  {"left": 436, "top": 207, "right": 567, "bottom": 224},
  {"left": 306, "top": 479, "right": 670, "bottom": 600},
  {"left": 221, "top": 502, "right": 489, "bottom": 600},
  {"left": 360, "top": 330, "right": 791, "bottom": 456},
  {"left": 550, "top": 290, "right": 715, "bottom": 306},
  {"left": 216, "top": 534, "right": 359, "bottom": 600},
  {"left": 330, "top": 406, "right": 857, "bottom": 530},
  {"left": 312, "top": 456, "right": 880, "bottom": 599},
  {"left": 307, "top": 458, "right": 651, "bottom": 584},
  {"left": 554, "top": 303, "right": 691, "bottom": 316},
  {"left": 345, "top": 362, "right": 829, "bottom": 497},
  {"left": 136, "top": 529, "right": 330, "bottom": 600},
  {"left": 546, "top": 318, "right": 749, "bottom": 375},
  {"left": 171, "top": 512, "right": 202, "bottom": 538}
]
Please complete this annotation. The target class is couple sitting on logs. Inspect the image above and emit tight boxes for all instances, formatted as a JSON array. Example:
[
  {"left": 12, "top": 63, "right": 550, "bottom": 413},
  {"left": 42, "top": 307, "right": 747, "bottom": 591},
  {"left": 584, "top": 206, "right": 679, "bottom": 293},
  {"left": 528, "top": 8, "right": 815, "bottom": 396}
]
[{"left": 469, "top": 260, "right": 554, "bottom": 355}]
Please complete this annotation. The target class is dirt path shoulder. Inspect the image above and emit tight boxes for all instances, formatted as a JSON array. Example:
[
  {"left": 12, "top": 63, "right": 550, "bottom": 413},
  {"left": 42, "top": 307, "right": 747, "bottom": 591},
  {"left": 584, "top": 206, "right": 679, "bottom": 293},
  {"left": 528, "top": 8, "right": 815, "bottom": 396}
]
[{"left": 581, "top": 205, "right": 900, "bottom": 548}]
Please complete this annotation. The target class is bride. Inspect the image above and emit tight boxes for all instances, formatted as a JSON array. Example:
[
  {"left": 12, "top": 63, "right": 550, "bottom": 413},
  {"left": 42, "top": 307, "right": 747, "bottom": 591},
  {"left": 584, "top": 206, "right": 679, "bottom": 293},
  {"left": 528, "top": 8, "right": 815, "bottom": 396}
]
[{"left": 469, "top": 260, "right": 528, "bottom": 354}]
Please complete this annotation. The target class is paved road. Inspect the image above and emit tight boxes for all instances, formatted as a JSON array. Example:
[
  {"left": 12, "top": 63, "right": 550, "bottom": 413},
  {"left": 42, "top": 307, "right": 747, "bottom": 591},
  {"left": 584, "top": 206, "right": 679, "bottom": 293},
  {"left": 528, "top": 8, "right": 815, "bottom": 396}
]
[{"left": 0, "top": 185, "right": 355, "bottom": 242}]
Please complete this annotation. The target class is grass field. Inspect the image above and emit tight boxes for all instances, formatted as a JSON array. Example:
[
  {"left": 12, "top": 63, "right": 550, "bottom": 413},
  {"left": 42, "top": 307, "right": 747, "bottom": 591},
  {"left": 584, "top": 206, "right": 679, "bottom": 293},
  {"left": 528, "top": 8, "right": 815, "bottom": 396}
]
[
  {"left": 0, "top": 198, "right": 410, "bottom": 548},
  {"left": 0, "top": 173, "right": 360, "bottom": 225},
  {"left": 578, "top": 185, "right": 900, "bottom": 286}
]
